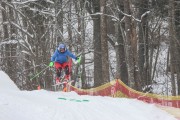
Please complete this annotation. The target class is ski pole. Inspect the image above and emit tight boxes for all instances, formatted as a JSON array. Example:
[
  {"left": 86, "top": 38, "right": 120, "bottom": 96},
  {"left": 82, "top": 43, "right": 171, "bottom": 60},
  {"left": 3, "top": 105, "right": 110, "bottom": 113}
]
[{"left": 30, "top": 66, "right": 50, "bottom": 81}]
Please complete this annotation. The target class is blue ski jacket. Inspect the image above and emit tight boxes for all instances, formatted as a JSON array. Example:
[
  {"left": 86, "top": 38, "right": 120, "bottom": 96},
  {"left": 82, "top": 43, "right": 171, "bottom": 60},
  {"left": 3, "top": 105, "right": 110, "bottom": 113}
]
[{"left": 51, "top": 49, "right": 77, "bottom": 64}]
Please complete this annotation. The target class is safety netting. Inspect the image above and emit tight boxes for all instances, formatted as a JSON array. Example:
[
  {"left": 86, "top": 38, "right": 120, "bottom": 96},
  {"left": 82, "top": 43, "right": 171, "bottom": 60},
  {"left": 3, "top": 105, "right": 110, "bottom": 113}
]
[{"left": 68, "top": 79, "right": 180, "bottom": 108}]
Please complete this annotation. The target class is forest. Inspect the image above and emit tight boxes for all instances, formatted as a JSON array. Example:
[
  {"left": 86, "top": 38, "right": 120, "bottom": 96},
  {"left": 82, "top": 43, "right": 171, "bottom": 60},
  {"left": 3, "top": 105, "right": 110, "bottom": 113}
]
[{"left": 0, "top": 0, "right": 179, "bottom": 96}]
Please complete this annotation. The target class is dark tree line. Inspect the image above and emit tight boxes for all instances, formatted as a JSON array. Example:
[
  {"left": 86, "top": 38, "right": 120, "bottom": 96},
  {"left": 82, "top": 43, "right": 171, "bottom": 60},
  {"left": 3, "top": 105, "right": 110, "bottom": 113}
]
[{"left": 0, "top": 0, "right": 179, "bottom": 96}]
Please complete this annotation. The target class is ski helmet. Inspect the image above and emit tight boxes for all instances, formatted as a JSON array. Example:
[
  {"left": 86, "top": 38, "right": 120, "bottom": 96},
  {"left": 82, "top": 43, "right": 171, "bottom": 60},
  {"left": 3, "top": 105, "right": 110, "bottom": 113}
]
[{"left": 58, "top": 43, "right": 66, "bottom": 52}]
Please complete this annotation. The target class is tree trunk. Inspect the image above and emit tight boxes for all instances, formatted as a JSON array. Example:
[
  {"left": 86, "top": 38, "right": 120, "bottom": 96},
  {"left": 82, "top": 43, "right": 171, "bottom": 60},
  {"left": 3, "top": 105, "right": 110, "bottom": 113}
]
[
  {"left": 75, "top": 0, "right": 87, "bottom": 88},
  {"left": 80, "top": 1, "right": 86, "bottom": 88},
  {"left": 124, "top": 0, "right": 135, "bottom": 88},
  {"left": 100, "top": 0, "right": 110, "bottom": 83},
  {"left": 93, "top": 0, "right": 103, "bottom": 87},
  {"left": 115, "top": 0, "right": 128, "bottom": 85},
  {"left": 1, "top": 1, "right": 11, "bottom": 80},
  {"left": 8, "top": 0, "right": 18, "bottom": 85},
  {"left": 175, "top": 0, "right": 180, "bottom": 95},
  {"left": 168, "top": 0, "right": 176, "bottom": 96},
  {"left": 137, "top": 0, "right": 149, "bottom": 88},
  {"left": 55, "top": 0, "right": 63, "bottom": 44}
]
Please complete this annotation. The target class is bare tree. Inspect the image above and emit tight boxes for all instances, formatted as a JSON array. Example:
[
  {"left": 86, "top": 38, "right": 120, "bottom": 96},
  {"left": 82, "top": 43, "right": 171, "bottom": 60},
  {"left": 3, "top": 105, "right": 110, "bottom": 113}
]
[
  {"left": 1, "top": 0, "right": 19, "bottom": 85},
  {"left": 100, "top": 0, "right": 110, "bottom": 83},
  {"left": 168, "top": 0, "right": 176, "bottom": 95},
  {"left": 123, "top": 0, "right": 135, "bottom": 88},
  {"left": 54, "top": 0, "right": 63, "bottom": 44},
  {"left": 0, "top": 0, "right": 179, "bottom": 95},
  {"left": 84, "top": 0, "right": 103, "bottom": 87},
  {"left": 175, "top": 0, "right": 180, "bottom": 95},
  {"left": 72, "top": 0, "right": 87, "bottom": 88},
  {"left": 136, "top": 0, "right": 149, "bottom": 89}
]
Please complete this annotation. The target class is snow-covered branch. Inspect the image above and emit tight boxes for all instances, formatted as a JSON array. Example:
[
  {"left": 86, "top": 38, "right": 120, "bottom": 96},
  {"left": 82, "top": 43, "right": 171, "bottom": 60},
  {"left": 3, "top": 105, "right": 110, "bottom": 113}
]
[
  {"left": 141, "top": 11, "right": 151, "bottom": 20},
  {"left": 10, "top": 21, "right": 34, "bottom": 39}
]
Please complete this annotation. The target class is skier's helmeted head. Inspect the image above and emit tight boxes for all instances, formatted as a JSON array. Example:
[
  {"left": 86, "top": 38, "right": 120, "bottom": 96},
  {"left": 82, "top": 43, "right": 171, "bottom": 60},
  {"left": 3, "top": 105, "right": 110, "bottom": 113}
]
[{"left": 58, "top": 43, "right": 66, "bottom": 53}]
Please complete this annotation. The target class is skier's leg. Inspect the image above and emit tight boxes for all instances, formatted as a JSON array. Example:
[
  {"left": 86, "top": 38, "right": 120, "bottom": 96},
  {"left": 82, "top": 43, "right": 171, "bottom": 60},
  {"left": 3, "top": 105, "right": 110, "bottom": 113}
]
[
  {"left": 62, "top": 62, "right": 70, "bottom": 80},
  {"left": 56, "top": 68, "right": 62, "bottom": 83},
  {"left": 61, "top": 62, "right": 69, "bottom": 92},
  {"left": 64, "top": 65, "right": 70, "bottom": 80},
  {"left": 54, "top": 62, "right": 62, "bottom": 83}
]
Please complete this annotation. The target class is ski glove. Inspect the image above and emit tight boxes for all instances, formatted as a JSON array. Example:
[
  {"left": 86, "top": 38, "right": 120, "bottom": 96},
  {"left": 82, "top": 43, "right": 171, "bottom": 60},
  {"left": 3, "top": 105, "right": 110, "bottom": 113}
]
[
  {"left": 76, "top": 57, "right": 81, "bottom": 64},
  {"left": 49, "top": 62, "right": 54, "bottom": 67}
]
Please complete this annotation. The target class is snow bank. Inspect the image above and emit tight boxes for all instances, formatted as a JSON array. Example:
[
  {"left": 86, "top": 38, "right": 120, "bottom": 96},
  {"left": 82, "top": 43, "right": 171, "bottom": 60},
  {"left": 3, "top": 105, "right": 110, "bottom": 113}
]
[
  {"left": 0, "top": 71, "right": 177, "bottom": 120},
  {"left": 0, "top": 71, "right": 19, "bottom": 91}
]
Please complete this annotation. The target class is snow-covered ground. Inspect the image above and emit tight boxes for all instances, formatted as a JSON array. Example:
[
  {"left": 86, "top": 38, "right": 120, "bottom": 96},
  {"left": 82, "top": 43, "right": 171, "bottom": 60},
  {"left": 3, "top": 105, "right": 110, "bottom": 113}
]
[{"left": 0, "top": 71, "right": 177, "bottom": 120}]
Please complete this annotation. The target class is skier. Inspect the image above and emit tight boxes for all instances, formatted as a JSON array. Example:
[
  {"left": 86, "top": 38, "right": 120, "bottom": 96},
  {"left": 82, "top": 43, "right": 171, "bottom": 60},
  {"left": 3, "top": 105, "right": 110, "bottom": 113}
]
[{"left": 49, "top": 43, "right": 78, "bottom": 89}]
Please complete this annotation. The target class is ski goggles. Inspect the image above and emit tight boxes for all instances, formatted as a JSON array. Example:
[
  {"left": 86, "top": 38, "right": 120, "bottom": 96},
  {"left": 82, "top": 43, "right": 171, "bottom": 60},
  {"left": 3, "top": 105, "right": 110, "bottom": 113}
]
[{"left": 59, "top": 48, "right": 65, "bottom": 52}]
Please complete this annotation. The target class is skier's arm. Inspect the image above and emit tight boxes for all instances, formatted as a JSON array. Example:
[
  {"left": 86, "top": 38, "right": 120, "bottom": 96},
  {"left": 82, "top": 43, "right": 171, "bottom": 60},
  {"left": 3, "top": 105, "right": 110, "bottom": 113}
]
[
  {"left": 67, "top": 50, "right": 77, "bottom": 60},
  {"left": 51, "top": 54, "right": 55, "bottom": 62},
  {"left": 49, "top": 51, "right": 57, "bottom": 67},
  {"left": 51, "top": 50, "right": 57, "bottom": 62}
]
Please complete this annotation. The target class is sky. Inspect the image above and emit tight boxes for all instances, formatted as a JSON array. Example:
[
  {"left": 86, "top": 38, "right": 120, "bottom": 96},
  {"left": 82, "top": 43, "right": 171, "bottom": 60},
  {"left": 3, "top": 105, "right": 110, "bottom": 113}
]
[{"left": 0, "top": 71, "right": 177, "bottom": 120}]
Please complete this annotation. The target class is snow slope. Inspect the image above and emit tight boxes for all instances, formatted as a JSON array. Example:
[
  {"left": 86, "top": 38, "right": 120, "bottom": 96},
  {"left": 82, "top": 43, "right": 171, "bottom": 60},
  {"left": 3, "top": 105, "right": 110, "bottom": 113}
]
[
  {"left": 0, "top": 71, "right": 177, "bottom": 120},
  {"left": 0, "top": 71, "right": 19, "bottom": 91}
]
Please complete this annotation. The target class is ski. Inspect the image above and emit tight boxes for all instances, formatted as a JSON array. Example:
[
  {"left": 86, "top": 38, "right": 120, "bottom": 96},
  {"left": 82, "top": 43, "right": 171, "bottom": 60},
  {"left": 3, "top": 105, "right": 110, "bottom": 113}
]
[{"left": 52, "top": 80, "right": 74, "bottom": 86}]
